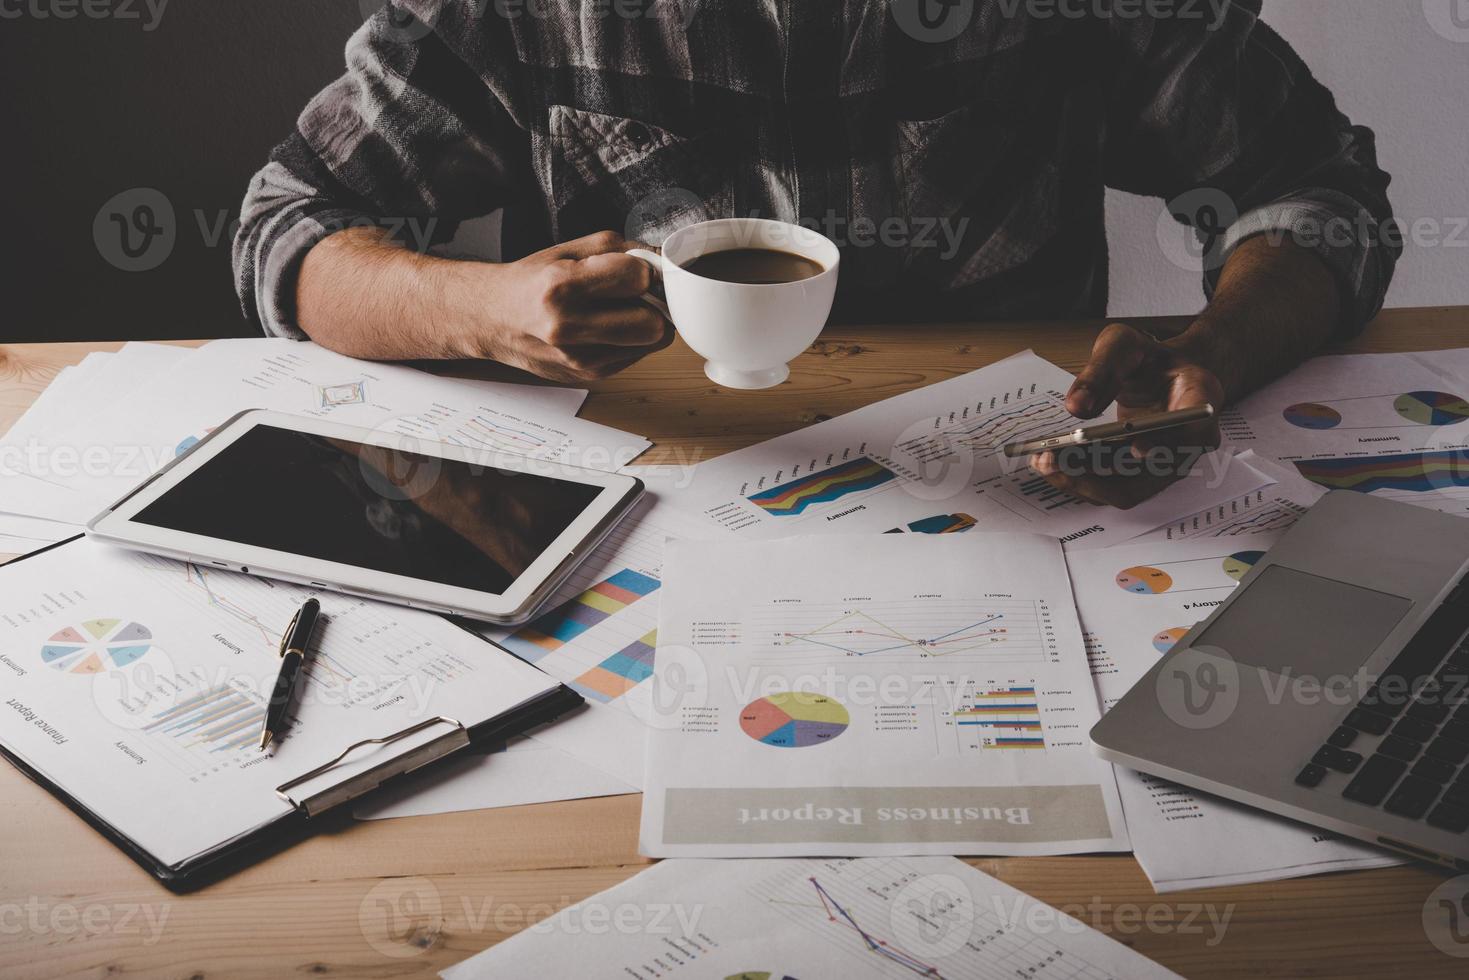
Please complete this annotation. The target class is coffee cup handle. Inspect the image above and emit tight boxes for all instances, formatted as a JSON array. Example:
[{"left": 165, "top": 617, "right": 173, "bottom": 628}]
[{"left": 626, "top": 248, "right": 671, "bottom": 320}]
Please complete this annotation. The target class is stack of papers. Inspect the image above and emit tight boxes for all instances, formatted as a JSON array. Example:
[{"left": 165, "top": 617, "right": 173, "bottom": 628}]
[
  {"left": 0, "top": 339, "right": 634, "bottom": 542},
  {"left": 7, "top": 340, "right": 1465, "bottom": 912}
]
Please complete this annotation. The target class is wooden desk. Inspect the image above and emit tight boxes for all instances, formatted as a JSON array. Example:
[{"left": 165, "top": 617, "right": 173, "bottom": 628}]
[{"left": 2, "top": 308, "right": 1467, "bottom": 979}]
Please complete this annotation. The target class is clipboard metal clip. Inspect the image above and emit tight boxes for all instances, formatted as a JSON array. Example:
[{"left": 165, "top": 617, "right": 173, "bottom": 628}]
[{"left": 274, "top": 716, "right": 470, "bottom": 817}]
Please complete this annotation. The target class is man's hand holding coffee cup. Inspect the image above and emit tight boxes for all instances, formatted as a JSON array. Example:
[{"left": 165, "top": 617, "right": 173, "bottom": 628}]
[{"left": 461, "top": 231, "right": 674, "bottom": 383}]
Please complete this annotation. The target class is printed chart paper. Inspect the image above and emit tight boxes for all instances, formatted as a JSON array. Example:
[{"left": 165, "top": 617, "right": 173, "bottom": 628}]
[
  {"left": 1224, "top": 349, "right": 1469, "bottom": 517},
  {"left": 1068, "top": 534, "right": 1401, "bottom": 891},
  {"left": 1131, "top": 451, "right": 1326, "bottom": 545},
  {"left": 641, "top": 533, "right": 1129, "bottom": 857},
  {"left": 0, "top": 540, "right": 558, "bottom": 868},
  {"left": 440, "top": 856, "right": 1182, "bottom": 980},
  {"left": 669, "top": 350, "right": 1265, "bottom": 548}
]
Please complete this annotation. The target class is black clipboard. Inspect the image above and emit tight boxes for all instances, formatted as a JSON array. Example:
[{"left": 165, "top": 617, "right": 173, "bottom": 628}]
[{"left": 0, "top": 536, "right": 585, "bottom": 893}]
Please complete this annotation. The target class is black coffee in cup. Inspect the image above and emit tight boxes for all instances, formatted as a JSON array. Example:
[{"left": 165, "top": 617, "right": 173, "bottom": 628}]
[{"left": 682, "top": 248, "right": 824, "bottom": 285}]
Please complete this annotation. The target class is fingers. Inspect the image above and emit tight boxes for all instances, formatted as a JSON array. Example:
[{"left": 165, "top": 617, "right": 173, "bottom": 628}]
[
  {"left": 545, "top": 230, "right": 638, "bottom": 261},
  {"left": 1068, "top": 322, "right": 1157, "bottom": 419},
  {"left": 1125, "top": 367, "right": 1226, "bottom": 455},
  {"left": 548, "top": 303, "right": 671, "bottom": 347},
  {"left": 553, "top": 337, "right": 673, "bottom": 380},
  {"left": 564, "top": 251, "right": 658, "bottom": 300}
]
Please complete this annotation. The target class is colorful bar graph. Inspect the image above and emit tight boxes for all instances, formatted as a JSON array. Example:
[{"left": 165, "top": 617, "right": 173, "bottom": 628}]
[
  {"left": 499, "top": 569, "right": 660, "bottom": 662},
  {"left": 748, "top": 457, "right": 897, "bottom": 516},
  {"left": 955, "top": 686, "right": 1045, "bottom": 749},
  {"left": 885, "top": 512, "right": 978, "bottom": 535},
  {"left": 571, "top": 629, "right": 658, "bottom": 703},
  {"left": 141, "top": 684, "right": 266, "bottom": 754}
]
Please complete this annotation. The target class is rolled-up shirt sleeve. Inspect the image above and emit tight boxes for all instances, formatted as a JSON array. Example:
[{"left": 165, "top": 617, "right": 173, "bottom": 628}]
[
  {"left": 1102, "top": 0, "right": 1399, "bottom": 333},
  {"left": 232, "top": 3, "right": 532, "bottom": 339}
]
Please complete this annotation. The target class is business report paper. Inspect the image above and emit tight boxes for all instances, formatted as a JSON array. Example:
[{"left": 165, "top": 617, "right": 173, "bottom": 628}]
[
  {"left": 1067, "top": 533, "right": 1401, "bottom": 891},
  {"left": 440, "top": 856, "right": 1181, "bottom": 980},
  {"left": 668, "top": 350, "right": 1267, "bottom": 549},
  {"left": 1223, "top": 349, "right": 1469, "bottom": 517},
  {"left": 640, "top": 532, "right": 1130, "bottom": 857},
  {"left": 0, "top": 540, "right": 558, "bottom": 869}
]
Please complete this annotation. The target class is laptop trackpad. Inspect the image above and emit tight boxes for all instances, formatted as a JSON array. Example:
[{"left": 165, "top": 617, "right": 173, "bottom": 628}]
[{"left": 1192, "top": 565, "right": 1412, "bottom": 678}]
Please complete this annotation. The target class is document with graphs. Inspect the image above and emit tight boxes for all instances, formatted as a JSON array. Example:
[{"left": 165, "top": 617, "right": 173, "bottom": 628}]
[
  {"left": 442, "top": 857, "right": 1182, "bottom": 980},
  {"left": 1068, "top": 533, "right": 1401, "bottom": 891},
  {"left": 1222, "top": 348, "right": 1469, "bottom": 518},
  {"left": 667, "top": 350, "right": 1268, "bottom": 549},
  {"left": 640, "top": 533, "right": 1130, "bottom": 857},
  {"left": 0, "top": 539, "right": 563, "bottom": 875}
]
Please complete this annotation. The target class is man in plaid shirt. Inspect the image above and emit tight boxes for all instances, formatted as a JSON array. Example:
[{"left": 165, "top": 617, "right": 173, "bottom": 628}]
[{"left": 234, "top": 0, "right": 1398, "bottom": 506}]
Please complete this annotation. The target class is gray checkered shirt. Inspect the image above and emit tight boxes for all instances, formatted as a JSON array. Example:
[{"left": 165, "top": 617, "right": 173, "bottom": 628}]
[{"left": 234, "top": 0, "right": 1399, "bottom": 339}]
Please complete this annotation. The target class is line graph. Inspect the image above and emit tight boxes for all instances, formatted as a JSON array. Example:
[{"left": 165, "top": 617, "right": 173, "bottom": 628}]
[
  {"left": 778, "top": 611, "right": 1007, "bottom": 657},
  {"left": 453, "top": 414, "right": 554, "bottom": 454},
  {"left": 746, "top": 857, "right": 1130, "bottom": 980},
  {"left": 754, "top": 598, "right": 1056, "bottom": 666},
  {"left": 807, "top": 877, "right": 943, "bottom": 977},
  {"left": 137, "top": 553, "right": 479, "bottom": 705}
]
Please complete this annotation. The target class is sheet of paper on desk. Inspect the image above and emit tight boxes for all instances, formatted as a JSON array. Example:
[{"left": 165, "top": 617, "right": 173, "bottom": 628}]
[
  {"left": 667, "top": 350, "right": 1268, "bottom": 548},
  {"left": 1127, "top": 450, "right": 1327, "bottom": 545},
  {"left": 0, "top": 343, "right": 191, "bottom": 500},
  {"left": 0, "top": 339, "right": 639, "bottom": 525},
  {"left": 440, "top": 856, "right": 1183, "bottom": 980},
  {"left": 475, "top": 471, "right": 724, "bottom": 787},
  {"left": 1067, "top": 533, "right": 1402, "bottom": 892},
  {"left": 0, "top": 538, "right": 559, "bottom": 869},
  {"left": 1223, "top": 348, "right": 1469, "bottom": 517},
  {"left": 640, "top": 533, "right": 1130, "bottom": 858},
  {"left": 353, "top": 736, "right": 635, "bottom": 820}
]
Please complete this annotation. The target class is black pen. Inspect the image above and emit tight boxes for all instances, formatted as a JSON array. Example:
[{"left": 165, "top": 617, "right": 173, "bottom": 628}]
[{"left": 260, "top": 598, "right": 321, "bottom": 752}]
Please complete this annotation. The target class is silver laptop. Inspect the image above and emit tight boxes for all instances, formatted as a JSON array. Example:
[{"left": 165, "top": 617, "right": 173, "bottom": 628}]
[{"left": 1093, "top": 490, "right": 1469, "bottom": 869}]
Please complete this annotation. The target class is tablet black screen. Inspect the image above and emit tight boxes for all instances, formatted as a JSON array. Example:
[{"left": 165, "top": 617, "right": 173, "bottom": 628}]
[{"left": 132, "top": 424, "right": 603, "bottom": 595}]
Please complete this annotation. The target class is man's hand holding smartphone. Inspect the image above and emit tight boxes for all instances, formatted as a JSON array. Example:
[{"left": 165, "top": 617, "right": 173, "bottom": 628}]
[{"left": 1022, "top": 323, "right": 1226, "bottom": 509}]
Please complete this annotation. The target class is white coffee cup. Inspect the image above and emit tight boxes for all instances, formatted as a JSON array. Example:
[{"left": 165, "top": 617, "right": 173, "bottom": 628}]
[{"left": 628, "top": 217, "right": 840, "bottom": 390}]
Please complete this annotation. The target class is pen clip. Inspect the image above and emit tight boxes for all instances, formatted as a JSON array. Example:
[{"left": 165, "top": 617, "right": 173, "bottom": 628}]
[{"left": 279, "top": 607, "right": 302, "bottom": 657}]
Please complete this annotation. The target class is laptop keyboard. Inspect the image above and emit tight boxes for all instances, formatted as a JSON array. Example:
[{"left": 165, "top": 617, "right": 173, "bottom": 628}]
[{"left": 1295, "top": 574, "right": 1469, "bottom": 834}]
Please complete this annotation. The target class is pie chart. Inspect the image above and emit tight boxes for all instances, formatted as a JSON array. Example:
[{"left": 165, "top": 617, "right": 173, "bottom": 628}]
[
  {"left": 1283, "top": 402, "right": 1342, "bottom": 430},
  {"left": 1116, "top": 565, "right": 1173, "bottom": 594},
  {"left": 40, "top": 619, "right": 153, "bottom": 674},
  {"left": 1222, "top": 551, "right": 1265, "bottom": 581},
  {"left": 1393, "top": 391, "right": 1469, "bottom": 427},
  {"left": 739, "top": 692, "right": 850, "bottom": 748},
  {"left": 1153, "top": 627, "right": 1191, "bottom": 653}
]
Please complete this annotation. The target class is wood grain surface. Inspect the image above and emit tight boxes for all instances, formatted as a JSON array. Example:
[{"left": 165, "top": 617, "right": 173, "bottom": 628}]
[{"left": 1, "top": 307, "right": 1467, "bottom": 979}]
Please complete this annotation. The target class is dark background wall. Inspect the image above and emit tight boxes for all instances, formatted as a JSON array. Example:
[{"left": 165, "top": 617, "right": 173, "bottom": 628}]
[{"left": 1, "top": 2, "right": 369, "bottom": 342}]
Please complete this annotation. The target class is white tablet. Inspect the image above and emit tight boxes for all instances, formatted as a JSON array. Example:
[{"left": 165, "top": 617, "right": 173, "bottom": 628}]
[{"left": 86, "top": 409, "right": 643, "bottom": 624}]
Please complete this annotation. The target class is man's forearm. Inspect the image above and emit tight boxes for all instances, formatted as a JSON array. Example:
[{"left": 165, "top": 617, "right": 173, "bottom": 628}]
[
  {"left": 297, "top": 226, "right": 493, "bottom": 361},
  {"left": 1166, "top": 235, "right": 1343, "bottom": 404}
]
